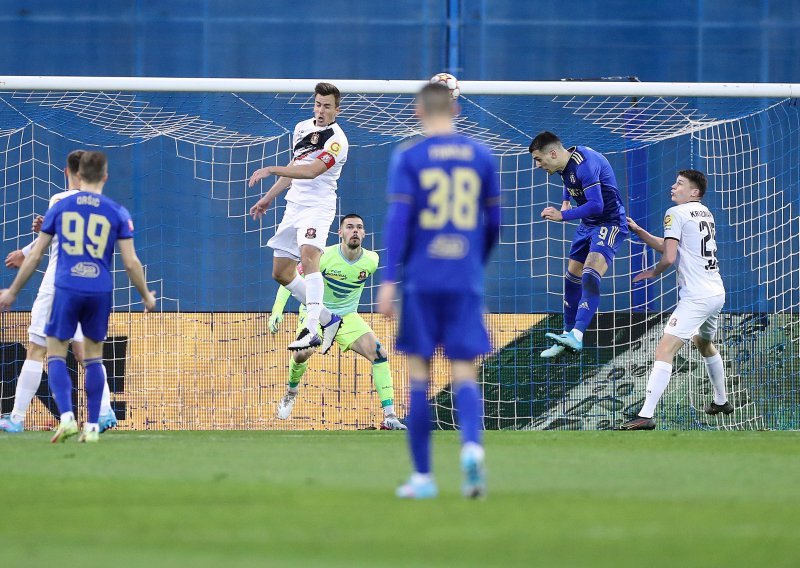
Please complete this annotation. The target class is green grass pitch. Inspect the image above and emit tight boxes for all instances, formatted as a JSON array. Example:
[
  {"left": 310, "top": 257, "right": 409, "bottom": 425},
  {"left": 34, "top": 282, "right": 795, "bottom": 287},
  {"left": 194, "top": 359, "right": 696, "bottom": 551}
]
[{"left": 1, "top": 430, "right": 798, "bottom": 567}]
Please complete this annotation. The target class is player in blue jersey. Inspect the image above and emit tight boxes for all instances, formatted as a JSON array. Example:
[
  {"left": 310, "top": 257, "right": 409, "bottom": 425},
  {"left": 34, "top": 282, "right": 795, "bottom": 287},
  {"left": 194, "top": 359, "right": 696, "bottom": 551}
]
[
  {"left": 377, "top": 82, "right": 501, "bottom": 499},
  {"left": 529, "top": 131, "right": 628, "bottom": 357},
  {"left": 0, "top": 151, "right": 155, "bottom": 443}
]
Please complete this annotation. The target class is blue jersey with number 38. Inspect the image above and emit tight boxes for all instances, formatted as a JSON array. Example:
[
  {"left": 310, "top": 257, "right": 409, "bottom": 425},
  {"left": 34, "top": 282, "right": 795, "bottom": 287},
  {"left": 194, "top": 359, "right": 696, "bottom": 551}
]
[
  {"left": 385, "top": 133, "right": 500, "bottom": 294},
  {"left": 40, "top": 191, "right": 134, "bottom": 293}
]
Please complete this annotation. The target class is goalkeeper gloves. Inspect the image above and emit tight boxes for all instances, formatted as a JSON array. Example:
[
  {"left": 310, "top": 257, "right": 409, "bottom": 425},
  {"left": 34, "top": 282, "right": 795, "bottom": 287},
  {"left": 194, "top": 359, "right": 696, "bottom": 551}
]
[{"left": 268, "top": 313, "right": 284, "bottom": 334}]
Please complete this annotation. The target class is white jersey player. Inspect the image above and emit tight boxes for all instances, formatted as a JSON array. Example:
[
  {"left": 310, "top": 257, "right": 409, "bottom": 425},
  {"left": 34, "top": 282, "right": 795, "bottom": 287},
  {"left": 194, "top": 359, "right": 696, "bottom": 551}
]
[
  {"left": 248, "top": 82, "right": 349, "bottom": 353},
  {"left": 618, "top": 169, "right": 733, "bottom": 430},
  {"left": 0, "top": 151, "right": 116, "bottom": 434}
]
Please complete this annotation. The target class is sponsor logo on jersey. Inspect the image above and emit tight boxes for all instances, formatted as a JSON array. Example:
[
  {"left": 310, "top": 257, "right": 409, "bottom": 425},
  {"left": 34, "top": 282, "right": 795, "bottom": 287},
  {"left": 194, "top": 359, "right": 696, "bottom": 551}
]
[
  {"left": 330, "top": 142, "right": 341, "bottom": 156},
  {"left": 579, "top": 301, "right": 589, "bottom": 309},
  {"left": 305, "top": 227, "right": 317, "bottom": 239},
  {"left": 669, "top": 317, "right": 677, "bottom": 326},
  {"left": 664, "top": 214, "right": 673, "bottom": 229},
  {"left": 71, "top": 261, "right": 100, "bottom": 278},
  {"left": 427, "top": 234, "right": 468, "bottom": 259}
]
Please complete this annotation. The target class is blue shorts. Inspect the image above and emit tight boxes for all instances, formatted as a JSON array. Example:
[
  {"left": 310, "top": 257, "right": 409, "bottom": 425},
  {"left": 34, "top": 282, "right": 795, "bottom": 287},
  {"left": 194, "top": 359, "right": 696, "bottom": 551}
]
[
  {"left": 45, "top": 288, "right": 112, "bottom": 342},
  {"left": 569, "top": 223, "right": 628, "bottom": 266},
  {"left": 396, "top": 291, "right": 490, "bottom": 360}
]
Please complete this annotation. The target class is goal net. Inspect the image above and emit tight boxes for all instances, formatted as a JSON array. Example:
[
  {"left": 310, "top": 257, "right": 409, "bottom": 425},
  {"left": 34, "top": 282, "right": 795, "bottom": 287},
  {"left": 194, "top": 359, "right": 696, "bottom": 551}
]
[{"left": 0, "top": 78, "right": 797, "bottom": 430}]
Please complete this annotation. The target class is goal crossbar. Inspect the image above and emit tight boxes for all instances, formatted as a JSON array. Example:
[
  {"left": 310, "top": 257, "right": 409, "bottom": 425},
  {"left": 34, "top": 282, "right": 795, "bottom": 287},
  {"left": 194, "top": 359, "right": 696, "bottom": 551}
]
[{"left": 1, "top": 76, "right": 799, "bottom": 98}]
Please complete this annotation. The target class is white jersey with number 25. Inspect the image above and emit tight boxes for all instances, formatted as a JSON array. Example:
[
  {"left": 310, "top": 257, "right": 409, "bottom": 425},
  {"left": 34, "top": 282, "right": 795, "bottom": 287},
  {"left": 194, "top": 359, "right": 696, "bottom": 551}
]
[{"left": 663, "top": 201, "right": 725, "bottom": 300}]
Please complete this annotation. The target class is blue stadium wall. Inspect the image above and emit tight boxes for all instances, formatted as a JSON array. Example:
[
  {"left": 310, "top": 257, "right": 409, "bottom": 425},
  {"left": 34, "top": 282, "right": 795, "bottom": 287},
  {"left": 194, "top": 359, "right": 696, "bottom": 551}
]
[{"left": 1, "top": 0, "right": 800, "bottom": 314}]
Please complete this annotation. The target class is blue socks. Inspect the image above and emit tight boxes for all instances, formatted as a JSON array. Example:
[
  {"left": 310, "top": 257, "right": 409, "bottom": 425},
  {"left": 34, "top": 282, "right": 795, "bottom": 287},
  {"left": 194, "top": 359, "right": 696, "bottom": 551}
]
[
  {"left": 563, "top": 271, "right": 582, "bottom": 331},
  {"left": 47, "top": 356, "right": 73, "bottom": 417},
  {"left": 454, "top": 381, "right": 482, "bottom": 445},
  {"left": 84, "top": 358, "right": 105, "bottom": 424},
  {"left": 574, "top": 267, "right": 602, "bottom": 333},
  {"left": 407, "top": 380, "right": 432, "bottom": 474}
]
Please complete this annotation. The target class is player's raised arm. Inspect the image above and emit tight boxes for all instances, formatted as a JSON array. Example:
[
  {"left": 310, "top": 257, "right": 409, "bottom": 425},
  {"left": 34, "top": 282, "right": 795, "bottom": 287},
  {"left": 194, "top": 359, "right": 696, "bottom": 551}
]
[
  {"left": 117, "top": 239, "right": 156, "bottom": 312},
  {"left": 249, "top": 160, "right": 295, "bottom": 220},
  {"left": 627, "top": 216, "right": 665, "bottom": 253}
]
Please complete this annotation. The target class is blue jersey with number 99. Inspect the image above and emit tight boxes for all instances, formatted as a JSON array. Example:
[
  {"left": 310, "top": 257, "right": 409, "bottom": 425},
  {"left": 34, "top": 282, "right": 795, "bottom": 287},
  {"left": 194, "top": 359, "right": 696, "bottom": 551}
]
[{"left": 40, "top": 191, "right": 134, "bottom": 293}]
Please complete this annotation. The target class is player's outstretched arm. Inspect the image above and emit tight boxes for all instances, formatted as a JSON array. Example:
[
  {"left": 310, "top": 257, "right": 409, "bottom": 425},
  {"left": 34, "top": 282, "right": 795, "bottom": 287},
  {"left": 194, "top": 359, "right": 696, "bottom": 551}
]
[
  {"left": 248, "top": 161, "right": 295, "bottom": 220},
  {"left": 118, "top": 239, "right": 157, "bottom": 312},
  {"left": 0, "top": 233, "right": 51, "bottom": 309},
  {"left": 632, "top": 238, "right": 678, "bottom": 282},
  {"left": 628, "top": 217, "right": 665, "bottom": 253}
]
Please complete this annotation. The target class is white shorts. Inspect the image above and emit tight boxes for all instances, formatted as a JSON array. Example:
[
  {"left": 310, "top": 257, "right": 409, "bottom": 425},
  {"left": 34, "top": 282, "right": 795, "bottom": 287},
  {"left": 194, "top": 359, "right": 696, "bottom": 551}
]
[
  {"left": 267, "top": 201, "right": 335, "bottom": 260},
  {"left": 28, "top": 288, "right": 84, "bottom": 347},
  {"left": 663, "top": 294, "right": 725, "bottom": 341}
]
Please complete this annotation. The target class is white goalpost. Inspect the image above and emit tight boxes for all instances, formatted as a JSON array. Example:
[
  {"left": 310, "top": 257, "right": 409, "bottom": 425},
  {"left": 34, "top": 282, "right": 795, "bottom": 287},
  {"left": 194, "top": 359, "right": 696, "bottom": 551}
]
[{"left": 0, "top": 76, "right": 797, "bottom": 431}]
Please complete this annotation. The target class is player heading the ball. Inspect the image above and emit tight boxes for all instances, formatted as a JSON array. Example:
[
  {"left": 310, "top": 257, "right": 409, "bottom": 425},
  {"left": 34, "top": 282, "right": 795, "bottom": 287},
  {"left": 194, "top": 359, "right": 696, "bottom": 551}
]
[
  {"left": 618, "top": 170, "right": 732, "bottom": 430},
  {"left": 0, "top": 151, "right": 156, "bottom": 443},
  {"left": 530, "top": 131, "right": 628, "bottom": 357},
  {"left": 249, "top": 82, "right": 349, "bottom": 354},
  {"left": 378, "top": 82, "right": 501, "bottom": 499}
]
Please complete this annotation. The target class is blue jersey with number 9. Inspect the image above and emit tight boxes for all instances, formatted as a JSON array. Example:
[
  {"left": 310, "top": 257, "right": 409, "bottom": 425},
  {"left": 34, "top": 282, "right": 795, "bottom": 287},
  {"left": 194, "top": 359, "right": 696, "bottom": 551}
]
[{"left": 40, "top": 191, "right": 133, "bottom": 293}]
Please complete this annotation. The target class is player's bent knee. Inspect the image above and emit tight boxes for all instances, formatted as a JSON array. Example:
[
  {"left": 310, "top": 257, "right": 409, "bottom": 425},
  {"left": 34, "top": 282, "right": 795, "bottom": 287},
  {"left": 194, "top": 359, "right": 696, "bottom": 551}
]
[
  {"left": 27, "top": 343, "right": 47, "bottom": 362},
  {"left": 584, "top": 252, "right": 608, "bottom": 275}
]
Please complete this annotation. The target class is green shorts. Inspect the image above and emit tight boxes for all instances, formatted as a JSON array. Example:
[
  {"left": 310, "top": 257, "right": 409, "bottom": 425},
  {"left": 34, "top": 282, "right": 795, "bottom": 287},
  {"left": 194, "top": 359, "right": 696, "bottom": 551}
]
[{"left": 297, "top": 309, "right": 373, "bottom": 352}]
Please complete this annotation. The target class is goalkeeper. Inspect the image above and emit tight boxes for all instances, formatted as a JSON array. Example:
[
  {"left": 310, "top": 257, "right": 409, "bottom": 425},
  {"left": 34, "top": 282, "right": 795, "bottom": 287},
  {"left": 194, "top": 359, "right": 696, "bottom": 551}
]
[{"left": 268, "top": 213, "right": 406, "bottom": 430}]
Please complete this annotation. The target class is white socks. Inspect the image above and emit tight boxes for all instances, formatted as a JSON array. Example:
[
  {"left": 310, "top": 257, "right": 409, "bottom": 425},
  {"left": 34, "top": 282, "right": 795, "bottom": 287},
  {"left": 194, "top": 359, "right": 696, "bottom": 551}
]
[
  {"left": 285, "top": 273, "right": 331, "bottom": 330},
  {"left": 11, "top": 359, "right": 44, "bottom": 422},
  {"left": 704, "top": 353, "right": 728, "bottom": 405},
  {"left": 639, "top": 360, "right": 672, "bottom": 418},
  {"left": 304, "top": 272, "right": 324, "bottom": 331},
  {"left": 285, "top": 274, "right": 307, "bottom": 304}
]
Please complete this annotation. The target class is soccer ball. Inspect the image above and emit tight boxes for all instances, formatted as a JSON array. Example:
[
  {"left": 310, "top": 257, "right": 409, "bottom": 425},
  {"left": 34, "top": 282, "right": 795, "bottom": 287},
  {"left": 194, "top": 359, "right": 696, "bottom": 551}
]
[{"left": 429, "top": 72, "right": 460, "bottom": 100}]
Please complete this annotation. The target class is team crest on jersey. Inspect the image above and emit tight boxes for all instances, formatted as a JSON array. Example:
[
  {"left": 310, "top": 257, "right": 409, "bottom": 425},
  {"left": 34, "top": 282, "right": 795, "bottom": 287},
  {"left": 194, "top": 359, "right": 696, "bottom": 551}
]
[
  {"left": 310, "top": 132, "right": 320, "bottom": 145},
  {"left": 358, "top": 270, "right": 367, "bottom": 280},
  {"left": 669, "top": 317, "right": 677, "bottom": 327},
  {"left": 305, "top": 227, "right": 317, "bottom": 239},
  {"left": 664, "top": 214, "right": 673, "bottom": 229},
  {"left": 570, "top": 174, "right": 576, "bottom": 184}
]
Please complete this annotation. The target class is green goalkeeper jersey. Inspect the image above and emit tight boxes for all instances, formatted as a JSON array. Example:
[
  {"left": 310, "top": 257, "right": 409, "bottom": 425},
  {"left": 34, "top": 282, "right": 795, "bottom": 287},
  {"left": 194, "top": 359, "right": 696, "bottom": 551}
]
[{"left": 319, "top": 244, "right": 379, "bottom": 316}]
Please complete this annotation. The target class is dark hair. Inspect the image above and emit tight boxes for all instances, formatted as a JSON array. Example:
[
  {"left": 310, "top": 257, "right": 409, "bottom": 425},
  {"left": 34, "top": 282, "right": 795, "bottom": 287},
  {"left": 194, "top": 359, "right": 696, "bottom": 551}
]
[
  {"left": 418, "top": 82, "right": 452, "bottom": 116},
  {"left": 66, "top": 150, "right": 85, "bottom": 174},
  {"left": 679, "top": 169, "right": 707, "bottom": 197},
  {"left": 529, "top": 131, "right": 562, "bottom": 153},
  {"left": 315, "top": 82, "right": 341, "bottom": 107},
  {"left": 79, "top": 151, "right": 108, "bottom": 184},
  {"left": 340, "top": 213, "right": 364, "bottom": 227}
]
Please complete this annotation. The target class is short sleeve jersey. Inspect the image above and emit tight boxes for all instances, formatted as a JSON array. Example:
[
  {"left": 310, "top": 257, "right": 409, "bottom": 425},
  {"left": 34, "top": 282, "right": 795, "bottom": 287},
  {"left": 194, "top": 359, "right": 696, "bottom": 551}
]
[
  {"left": 560, "top": 146, "right": 627, "bottom": 227},
  {"left": 40, "top": 191, "right": 134, "bottom": 293},
  {"left": 284, "top": 118, "right": 349, "bottom": 210},
  {"left": 663, "top": 201, "right": 725, "bottom": 299},
  {"left": 319, "top": 244, "right": 379, "bottom": 316}
]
